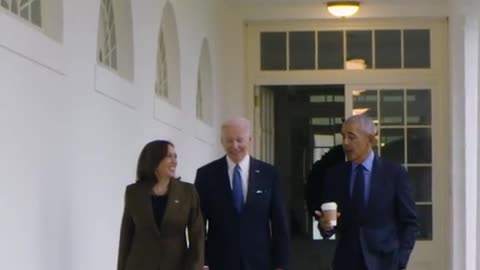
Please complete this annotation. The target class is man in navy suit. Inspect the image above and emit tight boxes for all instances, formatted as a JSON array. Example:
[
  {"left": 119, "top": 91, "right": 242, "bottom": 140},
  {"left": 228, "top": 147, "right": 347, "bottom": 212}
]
[
  {"left": 194, "top": 117, "right": 289, "bottom": 270},
  {"left": 316, "top": 114, "right": 417, "bottom": 270}
]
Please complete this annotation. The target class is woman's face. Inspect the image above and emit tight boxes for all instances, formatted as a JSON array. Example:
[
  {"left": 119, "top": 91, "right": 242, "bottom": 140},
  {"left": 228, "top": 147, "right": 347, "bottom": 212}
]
[{"left": 155, "top": 144, "right": 177, "bottom": 179}]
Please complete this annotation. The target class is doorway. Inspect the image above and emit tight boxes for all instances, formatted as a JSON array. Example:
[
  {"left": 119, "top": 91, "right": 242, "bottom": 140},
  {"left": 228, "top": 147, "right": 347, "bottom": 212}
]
[
  {"left": 257, "top": 84, "right": 345, "bottom": 269},
  {"left": 254, "top": 83, "right": 445, "bottom": 270}
]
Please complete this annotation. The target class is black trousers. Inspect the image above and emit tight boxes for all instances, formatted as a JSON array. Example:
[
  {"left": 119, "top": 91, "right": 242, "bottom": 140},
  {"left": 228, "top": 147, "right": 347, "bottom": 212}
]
[{"left": 352, "top": 235, "right": 368, "bottom": 270}]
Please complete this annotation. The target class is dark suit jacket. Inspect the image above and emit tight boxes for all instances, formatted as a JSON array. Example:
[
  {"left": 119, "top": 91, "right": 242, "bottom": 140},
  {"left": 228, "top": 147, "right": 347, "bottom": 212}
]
[
  {"left": 117, "top": 179, "right": 204, "bottom": 270},
  {"left": 305, "top": 144, "right": 345, "bottom": 218},
  {"left": 194, "top": 156, "right": 289, "bottom": 270},
  {"left": 321, "top": 155, "right": 417, "bottom": 270}
]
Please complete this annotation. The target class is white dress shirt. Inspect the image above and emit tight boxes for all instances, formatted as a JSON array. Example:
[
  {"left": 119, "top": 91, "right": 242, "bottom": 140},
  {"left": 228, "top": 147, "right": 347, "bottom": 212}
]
[{"left": 226, "top": 155, "right": 250, "bottom": 202}]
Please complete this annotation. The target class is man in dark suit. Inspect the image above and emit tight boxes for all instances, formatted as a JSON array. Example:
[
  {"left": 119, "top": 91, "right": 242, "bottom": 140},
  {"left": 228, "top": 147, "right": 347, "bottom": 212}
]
[
  {"left": 316, "top": 114, "right": 417, "bottom": 270},
  {"left": 194, "top": 117, "right": 289, "bottom": 270}
]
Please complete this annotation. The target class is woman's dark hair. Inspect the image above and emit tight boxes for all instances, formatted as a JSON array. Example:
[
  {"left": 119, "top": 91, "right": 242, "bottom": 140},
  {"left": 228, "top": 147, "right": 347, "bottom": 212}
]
[{"left": 136, "top": 140, "right": 174, "bottom": 183}]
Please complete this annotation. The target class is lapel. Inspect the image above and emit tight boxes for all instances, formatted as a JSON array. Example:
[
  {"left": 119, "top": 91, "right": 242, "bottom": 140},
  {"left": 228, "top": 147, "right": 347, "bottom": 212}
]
[
  {"left": 341, "top": 161, "right": 354, "bottom": 206},
  {"left": 140, "top": 179, "right": 178, "bottom": 239},
  {"left": 139, "top": 181, "right": 162, "bottom": 238},
  {"left": 365, "top": 155, "right": 383, "bottom": 211},
  {"left": 244, "top": 157, "right": 259, "bottom": 209},
  {"left": 219, "top": 157, "right": 236, "bottom": 210},
  {"left": 157, "top": 178, "right": 179, "bottom": 235}
]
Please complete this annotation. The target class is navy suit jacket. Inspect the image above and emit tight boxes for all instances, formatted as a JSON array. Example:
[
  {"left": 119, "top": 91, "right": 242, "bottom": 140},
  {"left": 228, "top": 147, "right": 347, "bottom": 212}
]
[
  {"left": 194, "top": 156, "right": 289, "bottom": 270},
  {"left": 321, "top": 155, "right": 417, "bottom": 270}
]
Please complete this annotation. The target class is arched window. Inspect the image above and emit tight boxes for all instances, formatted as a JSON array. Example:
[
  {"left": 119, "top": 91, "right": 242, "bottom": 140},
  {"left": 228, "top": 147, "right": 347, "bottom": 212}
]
[
  {"left": 97, "top": 0, "right": 117, "bottom": 70},
  {"left": 96, "top": 0, "right": 133, "bottom": 80},
  {"left": 155, "top": 1, "right": 180, "bottom": 107},
  {"left": 1, "top": 0, "right": 42, "bottom": 27},
  {"left": 94, "top": 0, "right": 135, "bottom": 107},
  {"left": 196, "top": 38, "right": 213, "bottom": 125},
  {"left": 156, "top": 29, "right": 168, "bottom": 98}
]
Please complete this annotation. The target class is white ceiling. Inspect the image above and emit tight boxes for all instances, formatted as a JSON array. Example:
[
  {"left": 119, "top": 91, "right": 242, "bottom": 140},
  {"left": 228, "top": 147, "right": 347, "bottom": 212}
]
[
  {"left": 222, "top": 0, "right": 450, "bottom": 24},
  {"left": 225, "top": 0, "right": 441, "bottom": 5}
]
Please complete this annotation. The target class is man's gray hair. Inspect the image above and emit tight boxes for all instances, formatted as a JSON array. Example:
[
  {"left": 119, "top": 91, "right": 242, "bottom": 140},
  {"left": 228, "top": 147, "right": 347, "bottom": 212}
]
[
  {"left": 344, "top": 114, "right": 377, "bottom": 135},
  {"left": 221, "top": 117, "right": 252, "bottom": 135}
]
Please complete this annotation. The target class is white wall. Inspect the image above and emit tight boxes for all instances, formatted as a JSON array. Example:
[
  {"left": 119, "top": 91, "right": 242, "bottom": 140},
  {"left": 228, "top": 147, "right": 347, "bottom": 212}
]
[
  {"left": 0, "top": 44, "right": 69, "bottom": 270},
  {"left": 218, "top": 4, "right": 248, "bottom": 119},
  {"left": 0, "top": 0, "right": 228, "bottom": 269},
  {"left": 448, "top": 0, "right": 480, "bottom": 270}
]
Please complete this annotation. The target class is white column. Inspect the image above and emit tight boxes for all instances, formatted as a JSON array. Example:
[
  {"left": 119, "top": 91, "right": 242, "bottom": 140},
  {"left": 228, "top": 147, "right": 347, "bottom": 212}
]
[
  {"left": 449, "top": 12, "right": 479, "bottom": 270},
  {"left": 464, "top": 16, "right": 479, "bottom": 270},
  {"left": 477, "top": 11, "right": 480, "bottom": 270}
]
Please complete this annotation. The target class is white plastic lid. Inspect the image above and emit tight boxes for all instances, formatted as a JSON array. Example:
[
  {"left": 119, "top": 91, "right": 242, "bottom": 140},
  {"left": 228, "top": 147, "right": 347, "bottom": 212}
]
[{"left": 321, "top": 202, "right": 338, "bottom": 211}]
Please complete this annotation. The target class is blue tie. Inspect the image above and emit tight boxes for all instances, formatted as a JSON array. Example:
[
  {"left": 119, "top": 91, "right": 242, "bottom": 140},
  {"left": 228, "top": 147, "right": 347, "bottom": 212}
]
[
  {"left": 232, "top": 164, "right": 244, "bottom": 212},
  {"left": 353, "top": 164, "right": 365, "bottom": 219}
]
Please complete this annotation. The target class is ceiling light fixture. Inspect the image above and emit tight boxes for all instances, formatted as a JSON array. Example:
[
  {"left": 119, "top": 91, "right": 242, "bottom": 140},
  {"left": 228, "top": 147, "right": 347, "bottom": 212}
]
[{"left": 327, "top": 1, "right": 360, "bottom": 18}]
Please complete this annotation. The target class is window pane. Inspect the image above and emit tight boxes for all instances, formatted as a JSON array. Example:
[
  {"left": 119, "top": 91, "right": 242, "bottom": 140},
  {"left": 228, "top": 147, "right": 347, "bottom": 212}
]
[
  {"left": 111, "top": 26, "right": 117, "bottom": 47},
  {"left": 109, "top": 5, "right": 114, "bottom": 27},
  {"left": 11, "top": 0, "right": 18, "bottom": 14},
  {"left": 313, "top": 134, "right": 335, "bottom": 147},
  {"left": 407, "top": 128, "right": 432, "bottom": 163},
  {"left": 289, "top": 31, "right": 315, "bottom": 70},
  {"left": 375, "top": 30, "right": 401, "bottom": 68},
  {"left": 310, "top": 95, "right": 344, "bottom": 103},
  {"left": 99, "top": 0, "right": 117, "bottom": 70},
  {"left": 261, "top": 32, "right": 287, "bottom": 70},
  {"left": 31, "top": 0, "right": 41, "bottom": 26},
  {"left": 416, "top": 204, "right": 433, "bottom": 240},
  {"left": 404, "top": 30, "right": 430, "bottom": 68},
  {"left": 1, "top": 0, "right": 9, "bottom": 9},
  {"left": 380, "top": 90, "right": 404, "bottom": 125},
  {"left": 380, "top": 128, "right": 405, "bottom": 164},
  {"left": 318, "top": 31, "right": 343, "bottom": 69},
  {"left": 407, "top": 166, "right": 432, "bottom": 202},
  {"left": 407, "top": 89, "right": 431, "bottom": 125},
  {"left": 346, "top": 31, "right": 372, "bottom": 69},
  {"left": 353, "top": 90, "right": 377, "bottom": 120},
  {"left": 98, "top": 49, "right": 103, "bottom": 62},
  {"left": 111, "top": 48, "right": 117, "bottom": 69},
  {"left": 311, "top": 118, "right": 334, "bottom": 126},
  {"left": 19, "top": 5, "right": 29, "bottom": 20}
]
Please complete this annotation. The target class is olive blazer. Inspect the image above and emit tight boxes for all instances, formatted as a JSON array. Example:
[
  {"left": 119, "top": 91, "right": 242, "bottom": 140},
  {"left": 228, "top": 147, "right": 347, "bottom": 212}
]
[{"left": 117, "top": 179, "right": 204, "bottom": 270}]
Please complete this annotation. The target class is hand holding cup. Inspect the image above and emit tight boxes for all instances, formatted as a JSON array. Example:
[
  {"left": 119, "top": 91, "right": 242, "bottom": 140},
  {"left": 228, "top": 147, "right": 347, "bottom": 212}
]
[{"left": 315, "top": 202, "right": 340, "bottom": 231}]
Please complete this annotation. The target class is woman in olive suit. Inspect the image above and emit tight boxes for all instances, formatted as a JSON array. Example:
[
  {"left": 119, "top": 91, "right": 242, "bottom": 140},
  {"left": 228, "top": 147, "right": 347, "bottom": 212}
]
[{"left": 117, "top": 140, "right": 204, "bottom": 270}]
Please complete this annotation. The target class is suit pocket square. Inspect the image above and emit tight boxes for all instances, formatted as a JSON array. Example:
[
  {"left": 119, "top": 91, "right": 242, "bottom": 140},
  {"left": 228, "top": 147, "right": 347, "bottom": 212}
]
[{"left": 255, "top": 190, "right": 264, "bottom": 194}]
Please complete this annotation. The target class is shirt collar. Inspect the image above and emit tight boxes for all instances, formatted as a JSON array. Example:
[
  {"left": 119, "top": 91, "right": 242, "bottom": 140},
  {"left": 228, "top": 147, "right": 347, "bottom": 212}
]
[
  {"left": 226, "top": 154, "right": 250, "bottom": 172},
  {"left": 352, "top": 150, "right": 374, "bottom": 172}
]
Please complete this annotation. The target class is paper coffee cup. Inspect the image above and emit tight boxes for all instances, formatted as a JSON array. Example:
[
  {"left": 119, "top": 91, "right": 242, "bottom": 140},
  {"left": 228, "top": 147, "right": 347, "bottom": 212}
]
[{"left": 321, "top": 202, "right": 338, "bottom": 226}]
